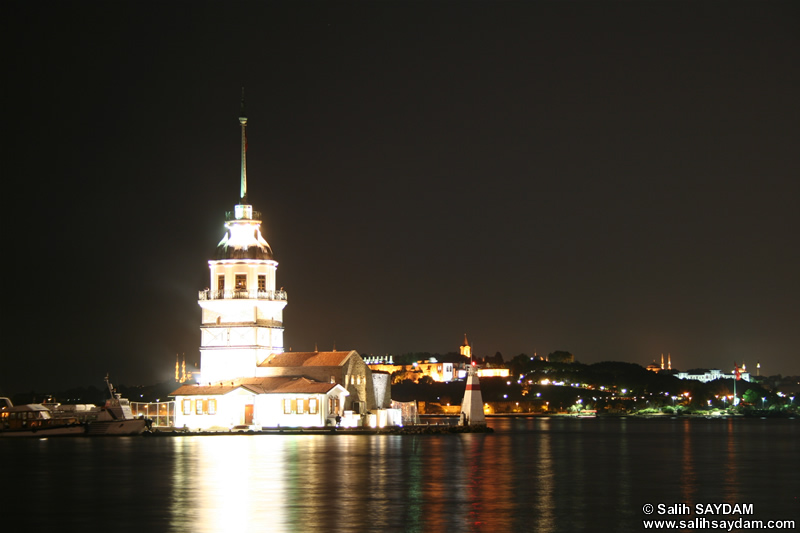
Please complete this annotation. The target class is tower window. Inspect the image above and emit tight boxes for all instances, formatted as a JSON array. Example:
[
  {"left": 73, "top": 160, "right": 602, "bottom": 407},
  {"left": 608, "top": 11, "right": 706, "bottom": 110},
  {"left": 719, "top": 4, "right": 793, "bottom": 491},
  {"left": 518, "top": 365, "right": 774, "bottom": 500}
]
[
  {"left": 217, "top": 275, "right": 225, "bottom": 291},
  {"left": 258, "top": 274, "right": 266, "bottom": 291},
  {"left": 235, "top": 274, "right": 247, "bottom": 290}
]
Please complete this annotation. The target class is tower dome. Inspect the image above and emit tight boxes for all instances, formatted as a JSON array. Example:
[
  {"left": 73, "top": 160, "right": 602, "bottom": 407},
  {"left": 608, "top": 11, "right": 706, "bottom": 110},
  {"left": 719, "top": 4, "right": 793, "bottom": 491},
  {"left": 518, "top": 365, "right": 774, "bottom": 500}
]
[{"left": 214, "top": 210, "right": 274, "bottom": 260}]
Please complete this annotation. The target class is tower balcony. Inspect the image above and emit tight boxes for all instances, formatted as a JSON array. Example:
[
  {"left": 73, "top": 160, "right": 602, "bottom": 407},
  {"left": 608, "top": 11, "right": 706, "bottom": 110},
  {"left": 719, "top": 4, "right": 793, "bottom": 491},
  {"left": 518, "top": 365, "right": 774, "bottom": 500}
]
[
  {"left": 225, "top": 209, "right": 261, "bottom": 221},
  {"left": 199, "top": 289, "right": 287, "bottom": 301}
]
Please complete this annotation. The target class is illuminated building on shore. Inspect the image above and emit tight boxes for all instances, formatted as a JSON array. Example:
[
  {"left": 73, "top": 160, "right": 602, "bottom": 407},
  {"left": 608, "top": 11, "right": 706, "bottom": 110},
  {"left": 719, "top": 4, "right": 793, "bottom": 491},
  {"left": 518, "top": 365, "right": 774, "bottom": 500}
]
[
  {"left": 676, "top": 367, "right": 751, "bottom": 383},
  {"left": 171, "top": 95, "right": 392, "bottom": 429},
  {"left": 476, "top": 367, "right": 509, "bottom": 378},
  {"left": 365, "top": 335, "right": 510, "bottom": 382},
  {"left": 646, "top": 353, "right": 672, "bottom": 373},
  {"left": 460, "top": 334, "right": 471, "bottom": 359}
]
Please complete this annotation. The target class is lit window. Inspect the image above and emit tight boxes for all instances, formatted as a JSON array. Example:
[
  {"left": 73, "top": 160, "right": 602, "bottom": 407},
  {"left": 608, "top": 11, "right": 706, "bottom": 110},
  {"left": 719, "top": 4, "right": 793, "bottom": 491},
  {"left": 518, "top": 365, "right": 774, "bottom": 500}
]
[
  {"left": 283, "top": 399, "right": 292, "bottom": 414},
  {"left": 207, "top": 399, "right": 217, "bottom": 415},
  {"left": 235, "top": 274, "right": 247, "bottom": 290},
  {"left": 196, "top": 400, "right": 204, "bottom": 415},
  {"left": 258, "top": 275, "right": 266, "bottom": 291},
  {"left": 217, "top": 274, "right": 225, "bottom": 291},
  {"left": 309, "top": 398, "right": 318, "bottom": 414},
  {"left": 183, "top": 400, "right": 192, "bottom": 415},
  {"left": 297, "top": 399, "right": 305, "bottom": 414}
]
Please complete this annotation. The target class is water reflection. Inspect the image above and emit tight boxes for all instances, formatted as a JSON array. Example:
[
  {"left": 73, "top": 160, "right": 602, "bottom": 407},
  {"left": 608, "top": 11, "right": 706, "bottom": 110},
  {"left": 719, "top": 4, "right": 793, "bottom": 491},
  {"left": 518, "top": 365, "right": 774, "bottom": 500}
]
[
  {"left": 615, "top": 419, "right": 632, "bottom": 522},
  {"left": 155, "top": 419, "right": 798, "bottom": 533},
  {"left": 722, "top": 418, "right": 740, "bottom": 503},
  {"left": 535, "top": 423, "right": 555, "bottom": 532},
  {"left": 680, "top": 418, "right": 696, "bottom": 504},
  {"left": 170, "top": 437, "right": 289, "bottom": 532}
]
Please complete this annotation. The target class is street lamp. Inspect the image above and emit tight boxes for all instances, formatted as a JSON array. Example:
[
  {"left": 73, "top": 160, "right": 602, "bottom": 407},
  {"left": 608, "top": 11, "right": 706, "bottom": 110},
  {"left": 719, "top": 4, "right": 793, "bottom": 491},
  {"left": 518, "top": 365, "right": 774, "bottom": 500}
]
[{"left": 762, "top": 397, "right": 766, "bottom": 409}]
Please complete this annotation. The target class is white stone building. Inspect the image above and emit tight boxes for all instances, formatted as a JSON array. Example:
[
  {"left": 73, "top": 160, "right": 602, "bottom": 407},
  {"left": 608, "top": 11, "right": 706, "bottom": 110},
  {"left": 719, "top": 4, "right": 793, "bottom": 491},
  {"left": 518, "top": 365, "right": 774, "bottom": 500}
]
[
  {"left": 171, "top": 377, "right": 350, "bottom": 430},
  {"left": 676, "top": 368, "right": 751, "bottom": 383}
]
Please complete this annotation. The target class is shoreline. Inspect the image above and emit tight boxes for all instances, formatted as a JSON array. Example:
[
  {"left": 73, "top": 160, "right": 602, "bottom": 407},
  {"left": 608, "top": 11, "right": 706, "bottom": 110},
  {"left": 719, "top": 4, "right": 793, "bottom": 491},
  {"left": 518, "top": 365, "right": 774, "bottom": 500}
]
[
  {"left": 140, "top": 413, "right": 796, "bottom": 437},
  {"left": 143, "top": 424, "right": 495, "bottom": 437}
]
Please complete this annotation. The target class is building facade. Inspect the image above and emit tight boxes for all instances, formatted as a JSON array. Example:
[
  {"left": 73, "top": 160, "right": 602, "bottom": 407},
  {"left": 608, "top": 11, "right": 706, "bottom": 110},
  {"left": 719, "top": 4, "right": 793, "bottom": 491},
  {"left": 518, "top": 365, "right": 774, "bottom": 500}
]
[
  {"left": 171, "top": 377, "right": 350, "bottom": 430},
  {"left": 676, "top": 368, "right": 751, "bottom": 383}
]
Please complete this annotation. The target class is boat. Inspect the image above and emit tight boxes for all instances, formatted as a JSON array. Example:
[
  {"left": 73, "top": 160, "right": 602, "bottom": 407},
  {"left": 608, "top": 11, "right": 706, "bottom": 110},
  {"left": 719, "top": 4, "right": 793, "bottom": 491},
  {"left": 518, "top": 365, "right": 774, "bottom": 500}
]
[
  {"left": 0, "top": 399, "right": 86, "bottom": 438},
  {"left": 45, "top": 376, "right": 151, "bottom": 436}
]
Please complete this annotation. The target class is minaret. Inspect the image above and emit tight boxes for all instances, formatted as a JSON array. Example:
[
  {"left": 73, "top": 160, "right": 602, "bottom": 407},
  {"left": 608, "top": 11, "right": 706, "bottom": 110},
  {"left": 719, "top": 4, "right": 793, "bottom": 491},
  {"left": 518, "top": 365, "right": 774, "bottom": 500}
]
[
  {"left": 667, "top": 353, "right": 671, "bottom": 370},
  {"left": 661, "top": 354, "right": 664, "bottom": 370},
  {"left": 756, "top": 361, "right": 760, "bottom": 376},
  {"left": 197, "top": 93, "right": 288, "bottom": 384}
]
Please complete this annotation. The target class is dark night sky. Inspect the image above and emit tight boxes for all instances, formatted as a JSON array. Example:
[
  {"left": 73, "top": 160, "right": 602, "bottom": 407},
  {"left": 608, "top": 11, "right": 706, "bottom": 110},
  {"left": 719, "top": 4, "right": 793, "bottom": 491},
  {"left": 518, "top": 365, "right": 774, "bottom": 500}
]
[{"left": 4, "top": 1, "right": 798, "bottom": 395}]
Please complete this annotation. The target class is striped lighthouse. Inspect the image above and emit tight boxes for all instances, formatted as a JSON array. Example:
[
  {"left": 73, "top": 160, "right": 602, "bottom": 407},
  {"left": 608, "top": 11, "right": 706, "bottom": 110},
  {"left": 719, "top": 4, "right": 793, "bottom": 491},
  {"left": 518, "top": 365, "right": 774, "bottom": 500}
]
[{"left": 460, "top": 364, "right": 486, "bottom": 426}]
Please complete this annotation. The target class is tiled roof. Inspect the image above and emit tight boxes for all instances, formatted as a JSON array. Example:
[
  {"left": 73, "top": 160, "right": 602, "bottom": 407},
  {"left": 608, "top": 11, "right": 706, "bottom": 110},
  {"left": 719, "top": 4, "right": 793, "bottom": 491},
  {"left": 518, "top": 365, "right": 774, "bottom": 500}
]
[
  {"left": 243, "top": 377, "right": 338, "bottom": 394},
  {"left": 170, "top": 384, "right": 239, "bottom": 396},
  {"left": 259, "top": 350, "right": 356, "bottom": 368},
  {"left": 171, "top": 376, "right": 340, "bottom": 396}
]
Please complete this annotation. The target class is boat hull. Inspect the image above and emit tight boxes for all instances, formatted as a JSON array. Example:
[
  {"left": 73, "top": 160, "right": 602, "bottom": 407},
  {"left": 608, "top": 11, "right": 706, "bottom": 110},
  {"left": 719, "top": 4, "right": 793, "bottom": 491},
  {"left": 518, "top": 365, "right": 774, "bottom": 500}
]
[
  {"left": 0, "top": 424, "right": 86, "bottom": 438},
  {"left": 86, "top": 418, "right": 148, "bottom": 435}
]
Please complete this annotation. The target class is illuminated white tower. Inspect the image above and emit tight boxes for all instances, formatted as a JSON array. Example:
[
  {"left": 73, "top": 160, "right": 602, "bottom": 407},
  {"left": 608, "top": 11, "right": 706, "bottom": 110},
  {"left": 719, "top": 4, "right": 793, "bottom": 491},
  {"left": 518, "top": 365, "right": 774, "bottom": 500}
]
[{"left": 197, "top": 92, "right": 287, "bottom": 384}]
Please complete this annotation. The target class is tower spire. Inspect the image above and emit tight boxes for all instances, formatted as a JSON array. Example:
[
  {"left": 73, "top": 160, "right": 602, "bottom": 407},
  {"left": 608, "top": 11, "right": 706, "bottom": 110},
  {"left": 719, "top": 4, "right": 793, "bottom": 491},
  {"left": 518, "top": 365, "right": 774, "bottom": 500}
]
[
  {"left": 460, "top": 333, "right": 471, "bottom": 359},
  {"left": 239, "top": 87, "right": 248, "bottom": 203}
]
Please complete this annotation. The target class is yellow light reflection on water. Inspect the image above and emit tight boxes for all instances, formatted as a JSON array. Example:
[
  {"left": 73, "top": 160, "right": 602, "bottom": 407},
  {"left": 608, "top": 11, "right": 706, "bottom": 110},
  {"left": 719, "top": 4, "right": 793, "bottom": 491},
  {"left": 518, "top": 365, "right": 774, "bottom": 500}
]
[{"left": 169, "top": 437, "right": 288, "bottom": 532}]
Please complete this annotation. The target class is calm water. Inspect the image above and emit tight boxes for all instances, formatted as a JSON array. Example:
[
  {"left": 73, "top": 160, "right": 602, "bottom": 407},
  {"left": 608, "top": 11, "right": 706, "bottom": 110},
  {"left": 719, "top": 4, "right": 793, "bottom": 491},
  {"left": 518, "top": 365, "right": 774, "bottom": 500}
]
[{"left": 2, "top": 417, "right": 797, "bottom": 532}]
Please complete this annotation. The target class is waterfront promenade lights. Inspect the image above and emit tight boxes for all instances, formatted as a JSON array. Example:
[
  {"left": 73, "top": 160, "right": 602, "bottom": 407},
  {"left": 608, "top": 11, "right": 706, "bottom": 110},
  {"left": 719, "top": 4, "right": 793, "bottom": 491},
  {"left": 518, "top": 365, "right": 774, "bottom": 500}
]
[{"left": 762, "top": 397, "right": 766, "bottom": 408}]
